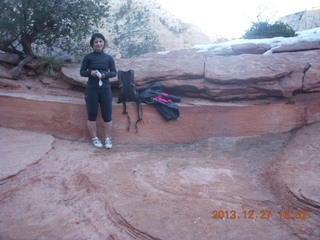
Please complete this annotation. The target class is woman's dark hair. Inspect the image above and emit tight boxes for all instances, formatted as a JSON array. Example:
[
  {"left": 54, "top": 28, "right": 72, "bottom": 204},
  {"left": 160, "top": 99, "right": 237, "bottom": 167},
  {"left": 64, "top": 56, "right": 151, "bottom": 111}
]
[{"left": 90, "top": 33, "right": 106, "bottom": 48}]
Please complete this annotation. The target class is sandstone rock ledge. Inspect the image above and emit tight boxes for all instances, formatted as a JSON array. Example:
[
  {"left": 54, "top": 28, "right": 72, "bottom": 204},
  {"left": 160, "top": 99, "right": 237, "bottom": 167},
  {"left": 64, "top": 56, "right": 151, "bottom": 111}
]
[
  {"left": 0, "top": 123, "right": 319, "bottom": 240},
  {"left": 2, "top": 29, "right": 320, "bottom": 144},
  {"left": 60, "top": 29, "right": 320, "bottom": 102},
  {"left": 2, "top": 86, "right": 320, "bottom": 144}
]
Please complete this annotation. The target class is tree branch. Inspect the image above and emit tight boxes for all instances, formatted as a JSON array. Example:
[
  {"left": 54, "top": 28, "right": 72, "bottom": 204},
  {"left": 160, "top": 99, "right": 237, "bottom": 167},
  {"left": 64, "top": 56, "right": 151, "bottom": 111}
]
[{"left": 12, "top": 55, "right": 35, "bottom": 80}]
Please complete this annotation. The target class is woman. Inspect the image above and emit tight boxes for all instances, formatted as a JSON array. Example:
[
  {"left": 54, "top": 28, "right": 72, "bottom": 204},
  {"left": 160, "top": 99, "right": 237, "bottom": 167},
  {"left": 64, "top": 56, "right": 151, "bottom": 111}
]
[{"left": 80, "top": 33, "right": 116, "bottom": 148}]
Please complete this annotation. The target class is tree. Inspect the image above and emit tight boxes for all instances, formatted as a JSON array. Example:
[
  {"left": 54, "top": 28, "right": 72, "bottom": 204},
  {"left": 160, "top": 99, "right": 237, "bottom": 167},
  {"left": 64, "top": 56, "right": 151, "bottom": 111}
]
[
  {"left": 243, "top": 21, "right": 296, "bottom": 39},
  {"left": 0, "top": 0, "right": 109, "bottom": 79}
]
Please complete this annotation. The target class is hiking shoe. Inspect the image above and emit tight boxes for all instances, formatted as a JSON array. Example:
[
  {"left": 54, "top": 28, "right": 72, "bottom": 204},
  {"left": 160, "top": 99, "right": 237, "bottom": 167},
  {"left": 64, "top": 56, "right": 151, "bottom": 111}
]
[
  {"left": 105, "top": 137, "right": 112, "bottom": 149},
  {"left": 92, "top": 137, "right": 103, "bottom": 148}
]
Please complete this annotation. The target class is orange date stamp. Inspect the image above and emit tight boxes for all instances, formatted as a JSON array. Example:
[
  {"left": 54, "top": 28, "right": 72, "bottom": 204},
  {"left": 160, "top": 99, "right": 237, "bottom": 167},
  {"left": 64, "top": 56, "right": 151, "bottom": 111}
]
[{"left": 211, "top": 210, "right": 308, "bottom": 220}]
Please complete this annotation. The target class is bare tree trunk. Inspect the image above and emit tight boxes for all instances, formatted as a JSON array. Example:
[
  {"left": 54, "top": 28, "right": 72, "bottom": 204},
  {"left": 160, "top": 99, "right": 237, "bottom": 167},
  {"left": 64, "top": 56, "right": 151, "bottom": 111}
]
[
  {"left": 12, "top": 55, "right": 35, "bottom": 80},
  {"left": 12, "top": 34, "right": 35, "bottom": 79}
]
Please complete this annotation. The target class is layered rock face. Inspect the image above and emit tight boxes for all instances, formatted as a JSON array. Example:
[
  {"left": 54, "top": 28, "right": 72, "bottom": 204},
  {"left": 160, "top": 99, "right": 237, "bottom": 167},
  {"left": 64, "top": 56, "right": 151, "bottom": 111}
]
[
  {"left": 62, "top": 28, "right": 320, "bottom": 102},
  {"left": 1, "top": 29, "right": 320, "bottom": 144},
  {"left": 279, "top": 7, "right": 320, "bottom": 31}
]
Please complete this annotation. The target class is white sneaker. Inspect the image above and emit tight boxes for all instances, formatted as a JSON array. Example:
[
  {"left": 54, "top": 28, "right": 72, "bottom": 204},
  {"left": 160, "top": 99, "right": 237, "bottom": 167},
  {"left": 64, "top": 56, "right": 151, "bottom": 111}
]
[
  {"left": 92, "top": 137, "right": 103, "bottom": 148},
  {"left": 105, "top": 137, "right": 112, "bottom": 149}
]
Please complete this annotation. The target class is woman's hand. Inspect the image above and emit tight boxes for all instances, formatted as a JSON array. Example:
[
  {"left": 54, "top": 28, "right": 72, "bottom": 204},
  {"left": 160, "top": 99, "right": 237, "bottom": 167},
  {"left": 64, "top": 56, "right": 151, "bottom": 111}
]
[
  {"left": 91, "top": 70, "right": 102, "bottom": 78},
  {"left": 91, "top": 70, "right": 107, "bottom": 78},
  {"left": 91, "top": 70, "right": 98, "bottom": 77}
]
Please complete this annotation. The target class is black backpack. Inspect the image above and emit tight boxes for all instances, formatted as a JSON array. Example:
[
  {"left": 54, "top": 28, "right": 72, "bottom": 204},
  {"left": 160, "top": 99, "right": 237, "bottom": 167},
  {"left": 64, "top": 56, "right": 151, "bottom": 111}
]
[{"left": 117, "top": 70, "right": 142, "bottom": 132}]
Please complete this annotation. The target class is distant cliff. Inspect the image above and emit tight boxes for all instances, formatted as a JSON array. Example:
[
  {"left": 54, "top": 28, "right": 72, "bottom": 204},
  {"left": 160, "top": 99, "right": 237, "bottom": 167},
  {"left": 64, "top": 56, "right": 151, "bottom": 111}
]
[
  {"left": 279, "top": 7, "right": 320, "bottom": 31},
  {"left": 98, "top": 0, "right": 212, "bottom": 58}
]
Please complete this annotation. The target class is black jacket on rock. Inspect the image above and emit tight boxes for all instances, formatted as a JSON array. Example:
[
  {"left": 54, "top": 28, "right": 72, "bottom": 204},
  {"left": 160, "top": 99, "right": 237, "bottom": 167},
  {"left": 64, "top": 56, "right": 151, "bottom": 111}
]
[{"left": 139, "top": 82, "right": 181, "bottom": 121}]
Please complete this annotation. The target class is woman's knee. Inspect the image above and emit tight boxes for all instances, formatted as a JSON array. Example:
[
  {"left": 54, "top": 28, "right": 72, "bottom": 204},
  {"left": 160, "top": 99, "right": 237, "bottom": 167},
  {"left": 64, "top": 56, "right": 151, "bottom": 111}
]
[
  {"left": 102, "top": 114, "right": 112, "bottom": 122},
  {"left": 88, "top": 115, "right": 98, "bottom": 121}
]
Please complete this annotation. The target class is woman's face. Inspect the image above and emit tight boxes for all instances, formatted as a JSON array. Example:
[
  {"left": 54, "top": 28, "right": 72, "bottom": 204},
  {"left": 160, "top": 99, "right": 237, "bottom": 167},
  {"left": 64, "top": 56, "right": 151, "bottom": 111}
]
[{"left": 92, "top": 37, "right": 105, "bottom": 52}]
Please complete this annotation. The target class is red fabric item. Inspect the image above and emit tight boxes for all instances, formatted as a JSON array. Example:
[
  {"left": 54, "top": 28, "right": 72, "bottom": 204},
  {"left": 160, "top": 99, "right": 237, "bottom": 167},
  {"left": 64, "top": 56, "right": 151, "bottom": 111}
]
[{"left": 154, "top": 95, "right": 172, "bottom": 103}]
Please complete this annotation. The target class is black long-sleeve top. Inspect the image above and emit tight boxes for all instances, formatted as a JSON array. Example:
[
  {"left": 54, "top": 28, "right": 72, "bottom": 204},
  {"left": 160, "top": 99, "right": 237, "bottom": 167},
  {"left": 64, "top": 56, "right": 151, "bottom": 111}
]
[{"left": 80, "top": 51, "right": 117, "bottom": 88}]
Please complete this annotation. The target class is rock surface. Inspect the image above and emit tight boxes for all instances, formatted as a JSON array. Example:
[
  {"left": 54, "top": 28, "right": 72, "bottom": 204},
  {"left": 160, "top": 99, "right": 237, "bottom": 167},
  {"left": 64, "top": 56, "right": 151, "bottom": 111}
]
[
  {"left": 0, "top": 128, "right": 54, "bottom": 180},
  {"left": 0, "top": 53, "right": 20, "bottom": 65},
  {"left": 2, "top": 76, "right": 320, "bottom": 144},
  {"left": 61, "top": 29, "right": 320, "bottom": 101},
  {"left": 0, "top": 123, "right": 319, "bottom": 240},
  {"left": 2, "top": 29, "right": 320, "bottom": 144},
  {"left": 279, "top": 7, "right": 320, "bottom": 31},
  {"left": 1, "top": 30, "right": 320, "bottom": 239}
]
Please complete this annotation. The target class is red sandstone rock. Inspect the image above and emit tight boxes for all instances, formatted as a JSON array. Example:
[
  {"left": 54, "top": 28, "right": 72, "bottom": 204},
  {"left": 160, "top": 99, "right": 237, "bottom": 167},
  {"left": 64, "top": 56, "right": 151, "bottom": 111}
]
[
  {"left": 116, "top": 50, "right": 205, "bottom": 84},
  {"left": 61, "top": 49, "right": 320, "bottom": 101},
  {"left": 61, "top": 63, "right": 88, "bottom": 87},
  {"left": 0, "top": 128, "right": 54, "bottom": 180},
  {"left": 24, "top": 59, "right": 46, "bottom": 70},
  {"left": 0, "top": 78, "right": 21, "bottom": 89},
  {"left": 0, "top": 53, "right": 20, "bottom": 65},
  {"left": 0, "top": 65, "right": 13, "bottom": 79},
  {"left": 0, "top": 123, "right": 319, "bottom": 239},
  {"left": 40, "top": 76, "right": 75, "bottom": 90},
  {"left": 265, "top": 123, "right": 320, "bottom": 239},
  {"left": 2, "top": 87, "right": 320, "bottom": 144},
  {"left": 303, "top": 61, "right": 320, "bottom": 91},
  {"left": 231, "top": 43, "right": 271, "bottom": 54},
  {"left": 271, "top": 40, "right": 320, "bottom": 53}
]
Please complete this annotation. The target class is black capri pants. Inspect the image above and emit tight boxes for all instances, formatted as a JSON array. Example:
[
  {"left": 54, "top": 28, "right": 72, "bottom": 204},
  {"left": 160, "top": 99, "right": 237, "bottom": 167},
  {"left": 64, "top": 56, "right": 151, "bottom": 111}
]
[{"left": 85, "top": 86, "right": 112, "bottom": 122}]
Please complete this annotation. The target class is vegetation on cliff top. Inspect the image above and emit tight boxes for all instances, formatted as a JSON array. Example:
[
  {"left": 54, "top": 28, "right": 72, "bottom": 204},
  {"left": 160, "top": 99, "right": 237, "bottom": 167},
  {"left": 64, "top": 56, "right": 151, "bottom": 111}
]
[{"left": 0, "top": 0, "right": 109, "bottom": 79}]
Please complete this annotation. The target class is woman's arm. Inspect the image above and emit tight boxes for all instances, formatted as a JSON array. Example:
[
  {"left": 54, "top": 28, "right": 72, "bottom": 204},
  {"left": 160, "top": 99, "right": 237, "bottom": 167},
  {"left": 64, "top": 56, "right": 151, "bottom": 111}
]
[
  {"left": 80, "top": 55, "right": 91, "bottom": 77},
  {"left": 107, "top": 58, "right": 117, "bottom": 78},
  {"left": 101, "top": 56, "right": 117, "bottom": 78}
]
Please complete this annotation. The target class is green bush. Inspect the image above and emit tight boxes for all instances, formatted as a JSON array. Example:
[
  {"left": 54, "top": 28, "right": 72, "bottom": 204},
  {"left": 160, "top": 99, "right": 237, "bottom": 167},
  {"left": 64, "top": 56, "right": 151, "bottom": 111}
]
[
  {"left": 38, "top": 56, "right": 65, "bottom": 77},
  {"left": 243, "top": 21, "right": 296, "bottom": 39}
]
